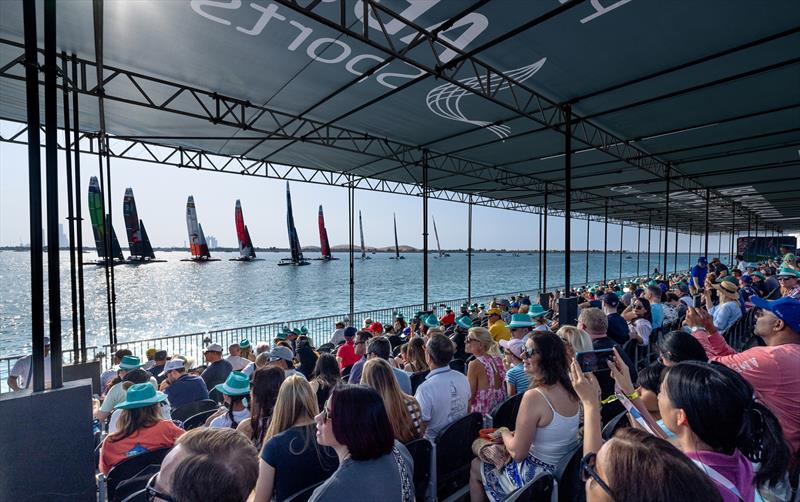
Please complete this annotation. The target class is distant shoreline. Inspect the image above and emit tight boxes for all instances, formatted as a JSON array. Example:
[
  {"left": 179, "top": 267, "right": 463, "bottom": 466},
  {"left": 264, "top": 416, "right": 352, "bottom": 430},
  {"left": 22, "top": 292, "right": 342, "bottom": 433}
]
[{"left": 1, "top": 246, "right": 678, "bottom": 254}]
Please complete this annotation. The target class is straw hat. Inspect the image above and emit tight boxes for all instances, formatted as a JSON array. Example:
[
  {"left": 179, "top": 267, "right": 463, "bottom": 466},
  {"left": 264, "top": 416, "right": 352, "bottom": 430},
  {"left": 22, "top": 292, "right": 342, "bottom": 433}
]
[{"left": 713, "top": 279, "right": 740, "bottom": 300}]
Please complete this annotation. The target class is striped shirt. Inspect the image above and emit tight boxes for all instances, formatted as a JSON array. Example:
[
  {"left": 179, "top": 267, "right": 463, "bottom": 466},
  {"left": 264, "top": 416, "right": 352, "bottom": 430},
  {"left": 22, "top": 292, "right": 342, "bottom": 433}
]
[{"left": 505, "top": 363, "right": 529, "bottom": 395}]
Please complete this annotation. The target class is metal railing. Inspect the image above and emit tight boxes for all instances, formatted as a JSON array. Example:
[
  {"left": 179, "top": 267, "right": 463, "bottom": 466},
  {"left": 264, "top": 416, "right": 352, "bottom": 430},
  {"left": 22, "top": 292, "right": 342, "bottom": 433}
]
[{"left": 0, "top": 346, "right": 98, "bottom": 394}]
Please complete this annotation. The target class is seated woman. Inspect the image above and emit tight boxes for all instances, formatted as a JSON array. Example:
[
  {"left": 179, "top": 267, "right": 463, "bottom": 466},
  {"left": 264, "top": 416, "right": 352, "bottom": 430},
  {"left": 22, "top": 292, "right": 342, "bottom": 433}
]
[
  {"left": 656, "top": 330, "right": 708, "bottom": 366},
  {"left": 237, "top": 367, "right": 284, "bottom": 450},
  {"left": 310, "top": 385, "right": 414, "bottom": 502},
  {"left": 555, "top": 325, "right": 593, "bottom": 361},
  {"left": 361, "top": 358, "right": 421, "bottom": 443},
  {"left": 465, "top": 327, "right": 506, "bottom": 415},
  {"left": 309, "top": 353, "right": 341, "bottom": 412},
  {"left": 296, "top": 336, "right": 319, "bottom": 379},
  {"left": 403, "top": 337, "right": 429, "bottom": 374},
  {"left": 99, "top": 383, "right": 184, "bottom": 474},
  {"left": 623, "top": 298, "right": 653, "bottom": 345},
  {"left": 469, "top": 332, "right": 579, "bottom": 502},
  {"left": 252, "top": 376, "right": 338, "bottom": 502},
  {"left": 206, "top": 371, "right": 251, "bottom": 429}
]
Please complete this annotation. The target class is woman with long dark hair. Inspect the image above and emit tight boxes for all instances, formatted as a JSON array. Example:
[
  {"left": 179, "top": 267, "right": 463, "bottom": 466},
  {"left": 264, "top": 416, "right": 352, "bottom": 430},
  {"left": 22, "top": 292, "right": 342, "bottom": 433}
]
[
  {"left": 469, "top": 332, "right": 579, "bottom": 502},
  {"left": 311, "top": 385, "right": 414, "bottom": 502},
  {"left": 309, "top": 353, "right": 341, "bottom": 411},
  {"left": 623, "top": 297, "right": 653, "bottom": 345},
  {"left": 237, "top": 367, "right": 284, "bottom": 450},
  {"left": 656, "top": 330, "right": 708, "bottom": 366},
  {"left": 296, "top": 336, "right": 319, "bottom": 379}
]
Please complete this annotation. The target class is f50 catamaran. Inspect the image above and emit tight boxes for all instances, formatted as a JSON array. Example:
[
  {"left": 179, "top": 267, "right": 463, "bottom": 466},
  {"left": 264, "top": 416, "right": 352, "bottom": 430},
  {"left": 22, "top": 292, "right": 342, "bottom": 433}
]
[
  {"left": 279, "top": 183, "right": 309, "bottom": 266},
  {"left": 230, "top": 200, "right": 262, "bottom": 262},
  {"left": 433, "top": 216, "right": 450, "bottom": 257},
  {"left": 389, "top": 213, "right": 404, "bottom": 260},
  {"left": 87, "top": 176, "right": 125, "bottom": 265},
  {"left": 358, "top": 210, "right": 371, "bottom": 260},
  {"left": 183, "top": 196, "right": 219, "bottom": 262},
  {"left": 122, "top": 188, "right": 163, "bottom": 264},
  {"left": 314, "top": 205, "right": 338, "bottom": 261}
]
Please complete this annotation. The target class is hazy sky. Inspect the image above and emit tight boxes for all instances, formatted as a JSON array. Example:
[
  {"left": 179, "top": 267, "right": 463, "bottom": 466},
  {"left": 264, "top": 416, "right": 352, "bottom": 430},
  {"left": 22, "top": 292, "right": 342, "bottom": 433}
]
[{"left": 1, "top": 121, "right": 781, "bottom": 254}]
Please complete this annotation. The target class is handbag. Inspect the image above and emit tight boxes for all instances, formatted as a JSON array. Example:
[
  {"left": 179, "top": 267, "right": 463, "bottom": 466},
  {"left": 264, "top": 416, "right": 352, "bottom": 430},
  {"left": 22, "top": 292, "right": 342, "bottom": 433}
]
[{"left": 471, "top": 427, "right": 512, "bottom": 469}]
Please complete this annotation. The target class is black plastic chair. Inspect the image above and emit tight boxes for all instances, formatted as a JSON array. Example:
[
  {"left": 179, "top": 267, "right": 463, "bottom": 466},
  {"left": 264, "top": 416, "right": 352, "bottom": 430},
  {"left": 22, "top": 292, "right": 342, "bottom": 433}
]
[
  {"left": 106, "top": 447, "right": 172, "bottom": 500},
  {"left": 435, "top": 412, "right": 482, "bottom": 500},
  {"left": 208, "top": 388, "right": 224, "bottom": 404},
  {"left": 317, "top": 343, "right": 335, "bottom": 354},
  {"left": 555, "top": 446, "right": 586, "bottom": 502},
  {"left": 182, "top": 409, "right": 218, "bottom": 430},
  {"left": 506, "top": 474, "right": 554, "bottom": 502},
  {"left": 171, "top": 399, "right": 218, "bottom": 423},
  {"left": 410, "top": 370, "right": 430, "bottom": 394},
  {"left": 405, "top": 438, "right": 432, "bottom": 502},
  {"left": 283, "top": 481, "right": 323, "bottom": 502},
  {"left": 448, "top": 359, "right": 466, "bottom": 375},
  {"left": 601, "top": 410, "right": 628, "bottom": 440},
  {"left": 490, "top": 393, "right": 523, "bottom": 430}
]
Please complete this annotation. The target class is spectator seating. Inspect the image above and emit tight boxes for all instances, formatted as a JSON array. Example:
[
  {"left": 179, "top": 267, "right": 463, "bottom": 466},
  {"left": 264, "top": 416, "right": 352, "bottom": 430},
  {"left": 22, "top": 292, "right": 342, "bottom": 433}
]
[
  {"left": 448, "top": 359, "right": 466, "bottom": 375},
  {"left": 284, "top": 481, "right": 324, "bottom": 502},
  {"left": 506, "top": 473, "right": 555, "bottom": 502},
  {"left": 170, "top": 399, "right": 218, "bottom": 423},
  {"left": 435, "top": 412, "right": 482, "bottom": 501},
  {"left": 405, "top": 438, "right": 433, "bottom": 502},
  {"left": 102, "top": 447, "right": 172, "bottom": 501},
  {"left": 601, "top": 411, "right": 628, "bottom": 440},
  {"left": 342, "top": 364, "right": 353, "bottom": 378},
  {"left": 208, "top": 388, "right": 224, "bottom": 404},
  {"left": 490, "top": 393, "right": 523, "bottom": 430},
  {"left": 723, "top": 307, "right": 757, "bottom": 351},
  {"left": 553, "top": 445, "right": 585, "bottom": 502},
  {"left": 317, "top": 343, "right": 334, "bottom": 354},
  {"left": 410, "top": 370, "right": 430, "bottom": 395},
  {"left": 182, "top": 409, "right": 217, "bottom": 430}
]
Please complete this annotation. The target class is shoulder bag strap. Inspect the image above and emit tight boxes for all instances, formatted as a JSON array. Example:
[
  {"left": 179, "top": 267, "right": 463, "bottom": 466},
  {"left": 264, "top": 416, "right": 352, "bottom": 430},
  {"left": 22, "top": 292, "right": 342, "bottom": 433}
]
[
  {"left": 392, "top": 446, "right": 412, "bottom": 502},
  {"left": 690, "top": 459, "right": 745, "bottom": 501}
]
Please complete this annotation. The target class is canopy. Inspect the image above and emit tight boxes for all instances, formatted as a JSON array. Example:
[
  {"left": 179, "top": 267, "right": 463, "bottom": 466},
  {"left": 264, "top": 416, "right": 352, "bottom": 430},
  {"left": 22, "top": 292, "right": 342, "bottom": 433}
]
[{"left": 1, "top": 0, "right": 798, "bottom": 232}]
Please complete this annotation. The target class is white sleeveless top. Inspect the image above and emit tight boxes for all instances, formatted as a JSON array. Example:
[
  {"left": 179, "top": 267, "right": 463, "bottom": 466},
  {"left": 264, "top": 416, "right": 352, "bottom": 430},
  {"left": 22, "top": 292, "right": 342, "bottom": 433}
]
[{"left": 529, "top": 388, "right": 580, "bottom": 466}]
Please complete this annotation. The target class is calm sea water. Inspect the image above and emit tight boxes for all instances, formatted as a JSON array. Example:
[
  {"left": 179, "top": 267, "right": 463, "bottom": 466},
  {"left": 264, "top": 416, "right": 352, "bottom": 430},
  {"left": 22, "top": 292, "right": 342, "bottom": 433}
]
[{"left": 0, "top": 250, "right": 695, "bottom": 357}]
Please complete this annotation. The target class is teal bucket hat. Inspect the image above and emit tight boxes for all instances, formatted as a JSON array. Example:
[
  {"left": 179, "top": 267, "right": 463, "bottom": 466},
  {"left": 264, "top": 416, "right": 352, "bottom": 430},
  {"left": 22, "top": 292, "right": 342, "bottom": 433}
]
[
  {"left": 115, "top": 382, "right": 167, "bottom": 410},
  {"left": 239, "top": 339, "right": 251, "bottom": 350},
  {"left": 119, "top": 355, "right": 144, "bottom": 370},
  {"left": 455, "top": 315, "right": 473, "bottom": 330},
  {"left": 508, "top": 313, "right": 534, "bottom": 329},
  {"left": 214, "top": 371, "right": 251, "bottom": 397},
  {"left": 528, "top": 304, "right": 551, "bottom": 319},
  {"left": 276, "top": 326, "right": 290, "bottom": 340},
  {"left": 777, "top": 267, "right": 800, "bottom": 279},
  {"left": 422, "top": 313, "right": 440, "bottom": 328}
]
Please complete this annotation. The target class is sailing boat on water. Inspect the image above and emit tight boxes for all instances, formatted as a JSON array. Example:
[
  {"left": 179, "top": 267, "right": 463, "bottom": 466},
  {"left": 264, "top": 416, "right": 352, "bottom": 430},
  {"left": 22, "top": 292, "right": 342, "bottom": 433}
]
[
  {"left": 122, "top": 188, "right": 163, "bottom": 264},
  {"left": 358, "top": 210, "right": 371, "bottom": 260},
  {"left": 87, "top": 176, "right": 125, "bottom": 265},
  {"left": 432, "top": 216, "right": 450, "bottom": 257},
  {"left": 389, "top": 213, "right": 404, "bottom": 260},
  {"left": 314, "top": 205, "right": 338, "bottom": 261},
  {"left": 183, "top": 196, "right": 219, "bottom": 262},
  {"left": 230, "top": 200, "right": 262, "bottom": 262},
  {"left": 279, "top": 183, "right": 310, "bottom": 266}
]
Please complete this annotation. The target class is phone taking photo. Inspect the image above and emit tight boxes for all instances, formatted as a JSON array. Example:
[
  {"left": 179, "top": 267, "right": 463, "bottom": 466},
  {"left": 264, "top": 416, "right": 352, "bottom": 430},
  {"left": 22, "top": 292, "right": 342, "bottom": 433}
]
[{"left": 575, "top": 349, "right": 615, "bottom": 373}]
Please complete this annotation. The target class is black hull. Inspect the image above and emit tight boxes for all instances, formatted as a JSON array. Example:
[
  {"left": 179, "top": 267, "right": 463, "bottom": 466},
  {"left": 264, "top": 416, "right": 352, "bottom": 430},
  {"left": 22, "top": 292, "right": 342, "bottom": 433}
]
[
  {"left": 278, "top": 259, "right": 310, "bottom": 266},
  {"left": 83, "top": 259, "right": 127, "bottom": 267},
  {"left": 312, "top": 257, "right": 340, "bottom": 261},
  {"left": 229, "top": 257, "right": 264, "bottom": 262},
  {"left": 125, "top": 258, "right": 167, "bottom": 265},
  {"left": 180, "top": 258, "right": 221, "bottom": 262}
]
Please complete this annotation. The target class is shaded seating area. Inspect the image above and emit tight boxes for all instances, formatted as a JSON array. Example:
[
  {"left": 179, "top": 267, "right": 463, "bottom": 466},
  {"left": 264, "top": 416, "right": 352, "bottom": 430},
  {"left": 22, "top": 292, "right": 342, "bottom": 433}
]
[
  {"left": 99, "top": 447, "right": 172, "bottom": 502},
  {"left": 435, "top": 412, "right": 482, "bottom": 501}
]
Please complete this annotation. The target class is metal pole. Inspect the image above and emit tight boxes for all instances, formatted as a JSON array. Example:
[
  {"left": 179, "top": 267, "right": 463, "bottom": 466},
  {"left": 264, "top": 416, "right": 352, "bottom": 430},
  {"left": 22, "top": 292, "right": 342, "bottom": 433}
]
[
  {"left": 585, "top": 218, "right": 590, "bottom": 285},
  {"left": 538, "top": 212, "right": 542, "bottom": 291},
  {"left": 62, "top": 51, "right": 79, "bottom": 362},
  {"left": 564, "top": 105, "right": 572, "bottom": 295},
  {"left": 543, "top": 185, "right": 548, "bottom": 290},
  {"left": 106, "top": 152, "right": 118, "bottom": 343},
  {"left": 44, "top": 0, "right": 62, "bottom": 389},
  {"left": 673, "top": 225, "right": 679, "bottom": 273},
  {"left": 72, "top": 55, "right": 87, "bottom": 362},
  {"left": 23, "top": 0, "right": 45, "bottom": 392},
  {"left": 603, "top": 201, "right": 608, "bottom": 284},
  {"left": 97, "top": 140, "right": 114, "bottom": 344},
  {"left": 730, "top": 207, "right": 736, "bottom": 266},
  {"left": 348, "top": 178, "right": 354, "bottom": 322},
  {"left": 467, "top": 197, "right": 472, "bottom": 301},
  {"left": 637, "top": 223, "right": 641, "bottom": 277},
  {"left": 688, "top": 224, "right": 692, "bottom": 269},
  {"left": 657, "top": 227, "right": 662, "bottom": 275},
  {"left": 422, "top": 149, "right": 429, "bottom": 309},
  {"left": 663, "top": 167, "right": 670, "bottom": 275},
  {"left": 704, "top": 188, "right": 710, "bottom": 257},
  {"left": 647, "top": 213, "right": 652, "bottom": 277},
  {"left": 618, "top": 223, "right": 623, "bottom": 282}
]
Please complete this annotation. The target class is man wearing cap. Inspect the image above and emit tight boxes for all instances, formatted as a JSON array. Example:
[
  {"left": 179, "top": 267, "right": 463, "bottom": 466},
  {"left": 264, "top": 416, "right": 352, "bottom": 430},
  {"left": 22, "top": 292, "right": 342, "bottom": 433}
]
[
  {"left": 439, "top": 307, "right": 455, "bottom": 327},
  {"left": 201, "top": 343, "right": 233, "bottom": 391},
  {"left": 329, "top": 320, "right": 347, "bottom": 345},
  {"left": 451, "top": 315, "right": 473, "bottom": 360},
  {"left": 690, "top": 256, "right": 708, "bottom": 294},
  {"left": 368, "top": 321, "right": 384, "bottom": 336},
  {"left": 507, "top": 313, "right": 533, "bottom": 340},
  {"left": 602, "top": 293, "right": 630, "bottom": 345},
  {"left": 226, "top": 343, "right": 251, "bottom": 372},
  {"left": 267, "top": 346, "right": 304, "bottom": 379},
  {"left": 96, "top": 356, "right": 159, "bottom": 422},
  {"left": 336, "top": 327, "right": 360, "bottom": 370},
  {"left": 161, "top": 359, "right": 209, "bottom": 408},
  {"left": 7, "top": 336, "right": 51, "bottom": 391},
  {"left": 777, "top": 267, "right": 800, "bottom": 300},
  {"left": 688, "top": 299, "right": 800, "bottom": 453},
  {"left": 355, "top": 336, "right": 412, "bottom": 394},
  {"left": 148, "top": 350, "right": 169, "bottom": 382},
  {"left": 487, "top": 308, "right": 511, "bottom": 342},
  {"left": 499, "top": 338, "right": 529, "bottom": 396},
  {"left": 99, "top": 349, "right": 133, "bottom": 395}
]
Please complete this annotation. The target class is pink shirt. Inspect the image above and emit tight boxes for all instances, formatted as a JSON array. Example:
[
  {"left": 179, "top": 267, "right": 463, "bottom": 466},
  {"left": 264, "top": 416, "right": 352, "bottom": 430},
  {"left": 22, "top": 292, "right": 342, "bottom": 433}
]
[
  {"left": 685, "top": 450, "right": 754, "bottom": 502},
  {"left": 691, "top": 329, "right": 800, "bottom": 453}
]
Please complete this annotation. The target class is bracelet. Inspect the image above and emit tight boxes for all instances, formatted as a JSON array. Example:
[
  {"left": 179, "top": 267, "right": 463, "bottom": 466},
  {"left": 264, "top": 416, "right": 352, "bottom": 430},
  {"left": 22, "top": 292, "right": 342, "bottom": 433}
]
[{"left": 600, "top": 390, "right": 639, "bottom": 405}]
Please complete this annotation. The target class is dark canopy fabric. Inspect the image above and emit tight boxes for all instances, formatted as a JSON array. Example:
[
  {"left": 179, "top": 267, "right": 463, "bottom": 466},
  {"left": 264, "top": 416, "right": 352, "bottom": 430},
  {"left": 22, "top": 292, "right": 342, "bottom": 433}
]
[{"left": 1, "top": 0, "right": 798, "bottom": 232}]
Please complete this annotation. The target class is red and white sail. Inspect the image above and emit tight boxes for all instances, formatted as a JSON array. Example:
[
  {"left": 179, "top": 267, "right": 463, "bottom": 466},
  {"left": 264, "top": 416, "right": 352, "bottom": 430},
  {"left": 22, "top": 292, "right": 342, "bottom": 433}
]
[
  {"left": 186, "top": 196, "right": 211, "bottom": 258},
  {"left": 235, "top": 200, "right": 256, "bottom": 258},
  {"left": 318, "top": 205, "right": 332, "bottom": 259}
]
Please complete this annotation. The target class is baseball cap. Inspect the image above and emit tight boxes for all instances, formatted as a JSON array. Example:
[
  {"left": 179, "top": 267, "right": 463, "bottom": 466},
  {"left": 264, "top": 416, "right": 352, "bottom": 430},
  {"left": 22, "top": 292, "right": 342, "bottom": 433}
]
[
  {"left": 368, "top": 321, "right": 384, "bottom": 334},
  {"left": 499, "top": 338, "right": 525, "bottom": 359},
  {"left": 750, "top": 296, "right": 800, "bottom": 333},
  {"left": 203, "top": 343, "right": 223, "bottom": 353},
  {"left": 602, "top": 293, "right": 619, "bottom": 307},
  {"left": 698, "top": 256, "right": 708, "bottom": 264},
  {"left": 159, "top": 359, "right": 185, "bottom": 376},
  {"left": 267, "top": 346, "right": 295, "bottom": 362},
  {"left": 344, "top": 326, "right": 357, "bottom": 338},
  {"left": 154, "top": 350, "right": 168, "bottom": 360}
]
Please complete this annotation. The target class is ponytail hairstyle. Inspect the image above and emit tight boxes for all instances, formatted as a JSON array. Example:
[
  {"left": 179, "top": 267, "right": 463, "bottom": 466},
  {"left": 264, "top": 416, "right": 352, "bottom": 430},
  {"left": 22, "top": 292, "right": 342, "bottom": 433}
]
[
  {"left": 657, "top": 330, "right": 708, "bottom": 364},
  {"left": 224, "top": 394, "right": 248, "bottom": 429},
  {"left": 664, "top": 361, "right": 790, "bottom": 487}
]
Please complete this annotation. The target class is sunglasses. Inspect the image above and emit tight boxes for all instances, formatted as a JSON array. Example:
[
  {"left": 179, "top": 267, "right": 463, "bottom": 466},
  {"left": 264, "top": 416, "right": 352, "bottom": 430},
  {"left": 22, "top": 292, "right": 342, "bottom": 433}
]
[
  {"left": 580, "top": 453, "right": 613, "bottom": 497},
  {"left": 633, "top": 304, "right": 645, "bottom": 310},
  {"left": 521, "top": 346, "right": 538, "bottom": 359},
  {"left": 146, "top": 473, "right": 176, "bottom": 502},
  {"left": 465, "top": 337, "right": 478, "bottom": 343},
  {"left": 777, "top": 276, "right": 795, "bottom": 281}
]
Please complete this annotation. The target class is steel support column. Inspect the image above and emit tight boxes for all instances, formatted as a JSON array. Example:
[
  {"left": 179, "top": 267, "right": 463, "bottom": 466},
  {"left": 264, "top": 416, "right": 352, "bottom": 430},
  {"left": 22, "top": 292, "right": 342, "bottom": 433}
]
[
  {"left": 585, "top": 218, "right": 590, "bottom": 284},
  {"left": 618, "top": 223, "right": 624, "bottom": 282},
  {"left": 72, "top": 55, "right": 87, "bottom": 362},
  {"left": 730, "top": 209, "right": 736, "bottom": 265},
  {"left": 637, "top": 223, "right": 641, "bottom": 277},
  {"left": 422, "top": 149, "right": 429, "bottom": 308},
  {"left": 23, "top": 0, "right": 45, "bottom": 392},
  {"left": 704, "top": 188, "right": 710, "bottom": 257},
  {"left": 603, "top": 201, "right": 608, "bottom": 284},
  {"left": 538, "top": 212, "right": 543, "bottom": 291},
  {"left": 663, "top": 167, "right": 670, "bottom": 275},
  {"left": 348, "top": 178, "right": 354, "bottom": 322},
  {"left": 563, "top": 105, "right": 571, "bottom": 295},
  {"left": 673, "top": 225, "right": 679, "bottom": 273},
  {"left": 688, "top": 224, "right": 693, "bottom": 269},
  {"left": 62, "top": 51, "right": 79, "bottom": 361},
  {"left": 467, "top": 197, "right": 472, "bottom": 302},
  {"left": 647, "top": 214, "right": 652, "bottom": 277},
  {"left": 543, "top": 186, "right": 548, "bottom": 290}
]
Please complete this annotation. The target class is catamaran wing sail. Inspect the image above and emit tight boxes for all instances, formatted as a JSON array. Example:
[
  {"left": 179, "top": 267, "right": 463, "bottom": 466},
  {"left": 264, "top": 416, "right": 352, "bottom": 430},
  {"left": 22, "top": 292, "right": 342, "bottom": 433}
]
[
  {"left": 88, "top": 177, "right": 107, "bottom": 257},
  {"left": 286, "top": 183, "right": 305, "bottom": 263},
  {"left": 318, "top": 205, "right": 332, "bottom": 259},
  {"left": 235, "top": 200, "right": 255, "bottom": 258},
  {"left": 243, "top": 225, "right": 256, "bottom": 258},
  {"left": 359, "top": 210, "right": 366, "bottom": 259},
  {"left": 123, "top": 188, "right": 144, "bottom": 257},
  {"left": 433, "top": 216, "right": 443, "bottom": 257},
  {"left": 197, "top": 223, "right": 211, "bottom": 258},
  {"left": 393, "top": 213, "right": 400, "bottom": 258},
  {"left": 186, "top": 196, "right": 208, "bottom": 258},
  {"left": 139, "top": 220, "right": 156, "bottom": 259},
  {"left": 107, "top": 214, "right": 125, "bottom": 261}
]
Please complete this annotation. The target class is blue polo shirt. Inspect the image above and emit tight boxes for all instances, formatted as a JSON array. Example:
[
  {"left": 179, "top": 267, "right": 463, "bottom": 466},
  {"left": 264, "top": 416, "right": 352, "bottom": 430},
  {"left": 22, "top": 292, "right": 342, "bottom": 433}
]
[
  {"left": 690, "top": 264, "right": 707, "bottom": 286},
  {"left": 165, "top": 373, "right": 209, "bottom": 408}
]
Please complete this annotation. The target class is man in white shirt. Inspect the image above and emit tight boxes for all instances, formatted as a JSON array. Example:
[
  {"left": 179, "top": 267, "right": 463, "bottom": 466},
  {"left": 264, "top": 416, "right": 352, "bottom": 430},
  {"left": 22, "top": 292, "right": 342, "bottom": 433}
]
[
  {"left": 414, "top": 334, "right": 470, "bottom": 441},
  {"left": 328, "top": 320, "right": 347, "bottom": 345},
  {"left": 7, "top": 337, "right": 52, "bottom": 391},
  {"left": 225, "top": 343, "right": 250, "bottom": 371}
]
